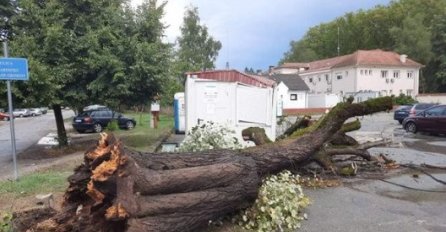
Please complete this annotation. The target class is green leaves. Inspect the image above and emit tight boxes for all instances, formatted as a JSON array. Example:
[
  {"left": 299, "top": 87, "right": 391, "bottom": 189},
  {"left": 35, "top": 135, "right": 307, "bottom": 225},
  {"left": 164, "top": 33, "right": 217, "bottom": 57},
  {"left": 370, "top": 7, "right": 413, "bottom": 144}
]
[
  {"left": 175, "top": 6, "right": 222, "bottom": 76},
  {"left": 240, "top": 170, "right": 310, "bottom": 232},
  {"left": 280, "top": 0, "right": 446, "bottom": 91}
]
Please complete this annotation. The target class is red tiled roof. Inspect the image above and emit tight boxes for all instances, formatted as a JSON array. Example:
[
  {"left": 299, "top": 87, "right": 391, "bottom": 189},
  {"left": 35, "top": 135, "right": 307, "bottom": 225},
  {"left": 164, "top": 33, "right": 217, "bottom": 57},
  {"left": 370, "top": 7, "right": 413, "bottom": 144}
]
[
  {"left": 277, "top": 49, "right": 423, "bottom": 73},
  {"left": 333, "top": 49, "right": 423, "bottom": 68},
  {"left": 186, "top": 70, "right": 276, "bottom": 88},
  {"left": 279, "top": 62, "right": 310, "bottom": 68}
]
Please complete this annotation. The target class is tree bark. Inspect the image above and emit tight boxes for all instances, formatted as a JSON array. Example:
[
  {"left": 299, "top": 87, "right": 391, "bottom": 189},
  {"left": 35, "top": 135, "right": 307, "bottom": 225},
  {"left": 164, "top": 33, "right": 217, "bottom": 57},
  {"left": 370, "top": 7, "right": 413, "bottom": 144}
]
[
  {"left": 27, "top": 97, "right": 393, "bottom": 232},
  {"left": 53, "top": 104, "right": 68, "bottom": 147}
]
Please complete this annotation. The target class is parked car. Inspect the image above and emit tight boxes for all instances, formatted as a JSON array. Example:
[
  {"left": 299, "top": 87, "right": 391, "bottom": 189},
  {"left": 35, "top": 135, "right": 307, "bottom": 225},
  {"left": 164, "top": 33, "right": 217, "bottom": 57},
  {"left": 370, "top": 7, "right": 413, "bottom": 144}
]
[
  {"left": 393, "top": 105, "right": 413, "bottom": 124},
  {"left": 13, "top": 108, "right": 31, "bottom": 117},
  {"left": 29, "top": 108, "right": 43, "bottom": 116},
  {"left": 0, "top": 112, "right": 10, "bottom": 121},
  {"left": 403, "top": 104, "right": 446, "bottom": 134},
  {"left": 408, "top": 103, "right": 438, "bottom": 117},
  {"left": 40, "top": 107, "right": 48, "bottom": 114},
  {"left": 72, "top": 108, "right": 136, "bottom": 133}
]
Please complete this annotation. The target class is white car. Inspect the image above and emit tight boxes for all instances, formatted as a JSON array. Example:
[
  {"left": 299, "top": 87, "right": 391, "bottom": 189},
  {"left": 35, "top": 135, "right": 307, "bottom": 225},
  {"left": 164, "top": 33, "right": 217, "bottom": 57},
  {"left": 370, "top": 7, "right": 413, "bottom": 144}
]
[
  {"left": 13, "top": 108, "right": 31, "bottom": 117},
  {"left": 29, "top": 108, "right": 43, "bottom": 116}
]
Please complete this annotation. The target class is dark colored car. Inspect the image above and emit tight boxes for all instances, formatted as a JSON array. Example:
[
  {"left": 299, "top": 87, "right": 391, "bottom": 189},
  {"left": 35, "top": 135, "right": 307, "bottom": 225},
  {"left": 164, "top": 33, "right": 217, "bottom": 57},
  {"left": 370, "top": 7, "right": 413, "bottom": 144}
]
[
  {"left": 72, "top": 108, "right": 136, "bottom": 133},
  {"left": 403, "top": 105, "right": 446, "bottom": 134},
  {"left": 408, "top": 103, "right": 438, "bottom": 117},
  {"left": 393, "top": 105, "right": 412, "bottom": 124}
]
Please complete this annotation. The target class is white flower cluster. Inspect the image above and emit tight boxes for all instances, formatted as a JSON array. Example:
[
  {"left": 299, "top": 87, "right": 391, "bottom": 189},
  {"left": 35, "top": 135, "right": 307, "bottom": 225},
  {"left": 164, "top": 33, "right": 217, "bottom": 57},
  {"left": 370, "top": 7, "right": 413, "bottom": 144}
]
[
  {"left": 178, "top": 121, "right": 244, "bottom": 152},
  {"left": 241, "top": 170, "right": 310, "bottom": 231}
]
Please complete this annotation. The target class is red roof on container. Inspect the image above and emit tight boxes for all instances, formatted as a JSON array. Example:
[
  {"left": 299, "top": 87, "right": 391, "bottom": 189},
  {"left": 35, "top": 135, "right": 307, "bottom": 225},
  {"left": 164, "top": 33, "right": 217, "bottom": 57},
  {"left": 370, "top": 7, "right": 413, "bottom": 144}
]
[{"left": 186, "top": 70, "right": 276, "bottom": 88}]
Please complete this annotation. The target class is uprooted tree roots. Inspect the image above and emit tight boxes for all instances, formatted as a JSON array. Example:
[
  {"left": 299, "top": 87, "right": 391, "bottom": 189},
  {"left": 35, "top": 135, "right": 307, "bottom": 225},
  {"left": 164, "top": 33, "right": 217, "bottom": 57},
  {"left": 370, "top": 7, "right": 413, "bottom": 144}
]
[{"left": 21, "top": 97, "right": 394, "bottom": 232}]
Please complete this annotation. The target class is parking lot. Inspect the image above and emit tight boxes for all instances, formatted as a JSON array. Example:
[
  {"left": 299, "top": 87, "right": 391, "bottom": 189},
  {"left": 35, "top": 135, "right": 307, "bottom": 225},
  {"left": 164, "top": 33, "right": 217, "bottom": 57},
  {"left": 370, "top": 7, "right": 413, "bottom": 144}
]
[
  {"left": 301, "top": 112, "right": 446, "bottom": 232},
  {"left": 0, "top": 110, "right": 74, "bottom": 169}
]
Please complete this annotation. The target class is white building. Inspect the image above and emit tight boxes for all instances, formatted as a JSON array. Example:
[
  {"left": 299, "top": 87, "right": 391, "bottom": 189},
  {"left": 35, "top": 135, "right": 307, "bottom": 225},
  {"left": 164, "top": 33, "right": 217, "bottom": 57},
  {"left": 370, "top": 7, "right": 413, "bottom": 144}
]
[
  {"left": 185, "top": 70, "right": 277, "bottom": 141},
  {"left": 269, "top": 74, "right": 309, "bottom": 110},
  {"left": 273, "top": 49, "right": 423, "bottom": 100}
]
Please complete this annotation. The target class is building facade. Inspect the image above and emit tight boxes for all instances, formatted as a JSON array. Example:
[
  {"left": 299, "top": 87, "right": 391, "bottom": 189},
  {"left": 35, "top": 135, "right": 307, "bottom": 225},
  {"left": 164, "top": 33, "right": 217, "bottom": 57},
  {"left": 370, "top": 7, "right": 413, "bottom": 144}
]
[
  {"left": 273, "top": 50, "right": 423, "bottom": 100},
  {"left": 269, "top": 74, "right": 309, "bottom": 110}
]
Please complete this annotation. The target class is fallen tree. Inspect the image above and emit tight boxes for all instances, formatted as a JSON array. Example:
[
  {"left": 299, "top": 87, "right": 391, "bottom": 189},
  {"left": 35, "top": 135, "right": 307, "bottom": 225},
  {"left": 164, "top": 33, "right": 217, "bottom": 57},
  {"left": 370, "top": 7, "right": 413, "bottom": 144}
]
[{"left": 25, "top": 97, "right": 393, "bottom": 232}]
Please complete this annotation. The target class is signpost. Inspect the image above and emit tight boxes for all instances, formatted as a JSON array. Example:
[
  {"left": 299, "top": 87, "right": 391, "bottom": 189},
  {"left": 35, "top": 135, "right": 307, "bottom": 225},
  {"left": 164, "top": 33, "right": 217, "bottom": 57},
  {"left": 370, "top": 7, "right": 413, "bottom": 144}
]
[{"left": 2, "top": 41, "right": 29, "bottom": 180}]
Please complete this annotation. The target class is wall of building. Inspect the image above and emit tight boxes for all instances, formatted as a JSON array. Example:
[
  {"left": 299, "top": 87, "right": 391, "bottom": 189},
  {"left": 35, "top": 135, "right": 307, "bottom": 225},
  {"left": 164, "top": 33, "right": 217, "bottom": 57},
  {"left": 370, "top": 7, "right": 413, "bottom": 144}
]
[
  {"left": 331, "top": 66, "right": 357, "bottom": 95},
  {"left": 416, "top": 94, "right": 446, "bottom": 104},
  {"left": 276, "top": 82, "right": 307, "bottom": 109},
  {"left": 355, "top": 66, "right": 419, "bottom": 97},
  {"left": 185, "top": 77, "right": 276, "bottom": 140},
  {"left": 299, "top": 65, "right": 419, "bottom": 98},
  {"left": 300, "top": 67, "right": 357, "bottom": 95},
  {"left": 308, "top": 93, "right": 340, "bottom": 108},
  {"left": 300, "top": 71, "right": 332, "bottom": 94}
]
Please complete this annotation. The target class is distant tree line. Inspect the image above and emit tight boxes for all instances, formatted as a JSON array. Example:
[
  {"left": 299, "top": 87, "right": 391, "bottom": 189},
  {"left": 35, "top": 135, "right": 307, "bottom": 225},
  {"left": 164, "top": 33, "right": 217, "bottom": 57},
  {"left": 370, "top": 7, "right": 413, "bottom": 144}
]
[
  {"left": 281, "top": 0, "right": 446, "bottom": 93},
  {"left": 0, "top": 0, "right": 221, "bottom": 146}
]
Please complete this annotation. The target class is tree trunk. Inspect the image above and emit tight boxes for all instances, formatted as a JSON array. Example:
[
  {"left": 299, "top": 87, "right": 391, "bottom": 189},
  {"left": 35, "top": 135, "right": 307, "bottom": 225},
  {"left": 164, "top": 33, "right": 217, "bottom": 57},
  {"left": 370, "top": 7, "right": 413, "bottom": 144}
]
[
  {"left": 28, "top": 97, "right": 393, "bottom": 232},
  {"left": 53, "top": 104, "right": 68, "bottom": 147}
]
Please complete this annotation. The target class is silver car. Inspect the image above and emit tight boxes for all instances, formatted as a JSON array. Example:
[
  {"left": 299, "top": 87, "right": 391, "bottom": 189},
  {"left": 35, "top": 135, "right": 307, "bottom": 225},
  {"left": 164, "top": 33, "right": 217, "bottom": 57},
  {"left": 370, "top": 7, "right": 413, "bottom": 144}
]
[
  {"left": 13, "top": 108, "right": 31, "bottom": 117},
  {"left": 29, "top": 108, "right": 43, "bottom": 116}
]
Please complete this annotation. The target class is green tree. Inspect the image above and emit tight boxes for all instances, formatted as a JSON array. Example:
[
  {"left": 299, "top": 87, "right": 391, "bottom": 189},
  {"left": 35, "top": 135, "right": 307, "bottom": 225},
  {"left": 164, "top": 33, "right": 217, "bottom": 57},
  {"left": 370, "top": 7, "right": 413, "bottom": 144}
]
[
  {"left": 431, "top": 12, "right": 446, "bottom": 91},
  {"left": 124, "top": 0, "right": 171, "bottom": 110},
  {"left": 175, "top": 6, "right": 222, "bottom": 80},
  {"left": 9, "top": 0, "right": 172, "bottom": 145},
  {"left": 390, "top": 14, "right": 433, "bottom": 65},
  {"left": 390, "top": 13, "right": 433, "bottom": 93},
  {"left": 0, "top": 0, "right": 16, "bottom": 40},
  {"left": 281, "top": 40, "right": 318, "bottom": 63},
  {"left": 280, "top": 0, "right": 446, "bottom": 93}
]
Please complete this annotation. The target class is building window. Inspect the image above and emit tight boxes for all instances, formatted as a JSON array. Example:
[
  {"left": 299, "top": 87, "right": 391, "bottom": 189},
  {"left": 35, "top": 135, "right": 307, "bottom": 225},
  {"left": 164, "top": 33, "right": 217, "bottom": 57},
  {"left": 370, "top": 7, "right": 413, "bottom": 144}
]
[
  {"left": 290, "top": 94, "right": 297, "bottom": 101},
  {"left": 318, "top": 76, "right": 321, "bottom": 82},
  {"left": 393, "top": 71, "right": 400, "bottom": 78},
  {"left": 309, "top": 77, "right": 313, "bottom": 83},
  {"left": 369, "top": 70, "right": 372, "bottom": 75},
  {"left": 381, "top": 70, "right": 388, "bottom": 78},
  {"left": 360, "top": 70, "right": 364, "bottom": 75},
  {"left": 325, "top": 74, "right": 329, "bottom": 81},
  {"left": 336, "top": 73, "right": 342, "bottom": 80},
  {"left": 406, "top": 89, "right": 413, "bottom": 96},
  {"left": 407, "top": 71, "right": 413, "bottom": 78}
]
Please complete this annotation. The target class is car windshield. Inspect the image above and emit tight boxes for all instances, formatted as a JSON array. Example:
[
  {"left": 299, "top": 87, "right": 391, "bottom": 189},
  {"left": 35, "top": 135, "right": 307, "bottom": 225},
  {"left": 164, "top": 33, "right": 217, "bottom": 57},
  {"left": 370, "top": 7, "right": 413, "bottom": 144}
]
[
  {"left": 79, "top": 111, "right": 92, "bottom": 117},
  {"left": 415, "top": 104, "right": 435, "bottom": 110}
]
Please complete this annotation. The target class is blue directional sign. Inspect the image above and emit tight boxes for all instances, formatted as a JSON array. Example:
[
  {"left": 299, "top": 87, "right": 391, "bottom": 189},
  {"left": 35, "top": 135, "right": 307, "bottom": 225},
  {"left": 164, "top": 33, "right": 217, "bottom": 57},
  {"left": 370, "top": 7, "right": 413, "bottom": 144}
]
[{"left": 0, "top": 58, "right": 29, "bottom": 81}]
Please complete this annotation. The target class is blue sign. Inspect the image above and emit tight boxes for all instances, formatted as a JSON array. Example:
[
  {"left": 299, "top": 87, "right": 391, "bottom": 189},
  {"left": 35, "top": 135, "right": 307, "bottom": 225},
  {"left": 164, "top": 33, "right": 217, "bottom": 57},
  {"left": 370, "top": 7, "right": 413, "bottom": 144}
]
[{"left": 0, "top": 58, "right": 29, "bottom": 81}]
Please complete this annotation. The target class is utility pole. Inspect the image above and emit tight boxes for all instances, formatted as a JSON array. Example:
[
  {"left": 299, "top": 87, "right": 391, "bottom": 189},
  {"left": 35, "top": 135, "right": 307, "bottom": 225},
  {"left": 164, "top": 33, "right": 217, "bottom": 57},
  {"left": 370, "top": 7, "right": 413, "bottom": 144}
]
[
  {"left": 3, "top": 41, "right": 18, "bottom": 180},
  {"left": 337, "top": 26, "right": 340, "bottom": 56}
]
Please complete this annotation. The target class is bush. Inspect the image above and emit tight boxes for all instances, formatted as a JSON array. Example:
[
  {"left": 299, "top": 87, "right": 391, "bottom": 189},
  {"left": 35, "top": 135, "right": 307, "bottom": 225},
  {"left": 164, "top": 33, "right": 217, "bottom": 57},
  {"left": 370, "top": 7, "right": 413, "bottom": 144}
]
[
  {"left": 0, "top": 212, "right": 12, "bottom": 232},
  {"left": 240, "top": 170, "right": 310, "bottom": 231},
  {"left": 178, "top": 121, "right": 244, "bottom": 152},
  {"left": 393, "top": 93, "right": 417, "bottom": 105},
  {"left": 106, "top": 120, "right": 119, "bottom": 131}
]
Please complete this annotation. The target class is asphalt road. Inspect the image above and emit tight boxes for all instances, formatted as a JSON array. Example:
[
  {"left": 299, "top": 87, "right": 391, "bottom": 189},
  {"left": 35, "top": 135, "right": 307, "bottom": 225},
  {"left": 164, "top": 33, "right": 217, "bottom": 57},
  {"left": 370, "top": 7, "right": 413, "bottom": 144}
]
[
  {"left": 301, "top": 112, "right": 446, "bottom": 232},
  {"left": 0, "top": 110, "right": 74, "bottom": 163}
]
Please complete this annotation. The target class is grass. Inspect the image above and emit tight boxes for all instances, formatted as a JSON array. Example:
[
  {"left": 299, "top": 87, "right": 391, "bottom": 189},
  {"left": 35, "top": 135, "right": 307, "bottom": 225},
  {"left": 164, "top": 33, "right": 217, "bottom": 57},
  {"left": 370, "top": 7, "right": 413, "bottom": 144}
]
[
  {"left": 0, "top": 170, "right": 70, "bottom": 197},
  {"left": 113, "top": 112, "right": 174, "bottom": 151}
]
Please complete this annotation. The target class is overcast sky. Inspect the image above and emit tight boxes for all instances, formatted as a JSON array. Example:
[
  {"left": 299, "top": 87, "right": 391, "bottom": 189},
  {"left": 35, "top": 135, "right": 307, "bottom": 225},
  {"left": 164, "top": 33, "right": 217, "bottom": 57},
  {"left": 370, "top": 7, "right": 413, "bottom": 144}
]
[{"left": 131, "top": 0, "right": 391, "bottom": 71}]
